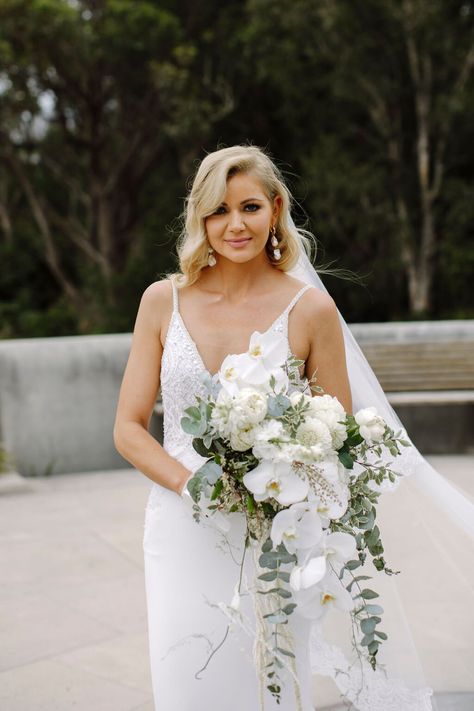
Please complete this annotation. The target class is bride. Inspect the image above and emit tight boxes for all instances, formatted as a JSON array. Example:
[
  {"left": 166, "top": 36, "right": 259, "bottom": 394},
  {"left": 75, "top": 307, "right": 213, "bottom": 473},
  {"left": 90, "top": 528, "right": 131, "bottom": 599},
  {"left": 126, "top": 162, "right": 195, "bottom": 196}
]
[{"left": 114, "top": 144, "right": 474, "bottom": 711}]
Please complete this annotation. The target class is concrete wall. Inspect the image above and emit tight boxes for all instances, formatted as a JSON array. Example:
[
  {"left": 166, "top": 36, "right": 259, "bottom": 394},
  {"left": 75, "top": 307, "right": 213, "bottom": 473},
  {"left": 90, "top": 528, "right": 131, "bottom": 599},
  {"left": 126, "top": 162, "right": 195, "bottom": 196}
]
[
  {"left": 0, "top": 321, "right": 472, "bottom": 476},
  {"left": 350, "top": 319, "right": 474, "bottom": 343},
  {"left": 0, "top": 334, "right": 158, "bottom": 476}
]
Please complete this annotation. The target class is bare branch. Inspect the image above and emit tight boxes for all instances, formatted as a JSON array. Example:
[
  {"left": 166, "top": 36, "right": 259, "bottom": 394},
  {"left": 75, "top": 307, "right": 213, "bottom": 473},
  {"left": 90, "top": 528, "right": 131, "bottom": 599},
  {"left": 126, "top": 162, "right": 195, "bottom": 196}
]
[{"left": 5, "top": 150, "right": 81, "bottom": 306}]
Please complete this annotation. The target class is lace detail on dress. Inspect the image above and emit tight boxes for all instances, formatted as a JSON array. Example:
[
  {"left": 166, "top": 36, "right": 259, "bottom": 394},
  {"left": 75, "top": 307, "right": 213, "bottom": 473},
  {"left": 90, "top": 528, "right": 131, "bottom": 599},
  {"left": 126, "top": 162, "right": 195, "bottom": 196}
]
[
  {"left": 309, "top": 624, "right": 433, "bottom": 711},
  {"left": 160, "top": 281, "right": 313, "bottom": 460}
]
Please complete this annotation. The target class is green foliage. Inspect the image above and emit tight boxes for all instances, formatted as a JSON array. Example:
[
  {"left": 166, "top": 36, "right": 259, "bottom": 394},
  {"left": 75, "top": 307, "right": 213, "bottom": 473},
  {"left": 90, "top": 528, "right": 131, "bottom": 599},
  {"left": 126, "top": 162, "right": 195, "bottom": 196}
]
[
  {"left": 0, "top": 0, "right": 473, "bottom": 337},
  {"left": 0, "top": 444, "right": 13, "bottom": 474}
]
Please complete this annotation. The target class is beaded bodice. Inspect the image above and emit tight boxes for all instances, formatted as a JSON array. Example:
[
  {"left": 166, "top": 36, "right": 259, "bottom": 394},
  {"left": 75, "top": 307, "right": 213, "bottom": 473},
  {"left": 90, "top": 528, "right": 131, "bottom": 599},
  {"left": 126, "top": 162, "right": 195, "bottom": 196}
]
[{"left": 159, "top": 280, "right": 313, "bottom": 471}]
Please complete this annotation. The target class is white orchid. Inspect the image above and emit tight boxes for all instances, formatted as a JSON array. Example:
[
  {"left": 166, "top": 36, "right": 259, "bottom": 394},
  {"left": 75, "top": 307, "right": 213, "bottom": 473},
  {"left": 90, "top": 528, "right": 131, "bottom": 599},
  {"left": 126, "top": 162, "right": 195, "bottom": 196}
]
[
  {"left": 293, "top": 570, "right": 355, "bottom": 620},
  {"left": 218, "top": 352, "right": 269, "bottom": 396},
  {"left": 291, "top": 530, "right": 355, "bottom": 583},
  {"left": 247, "top": 330, "right": 288, "bottom": 369},
  {"left": 355, "top": 406, "right": 386, "bottom": 444},
  {"left": 270, "top": 504, "right": 323, "bottom": 554},
  {"left": 243, "top": 460, "right": 309, "bottom": 506},
  {"left": 306, "top": 488, "right": 349, "bottom": 524},
  {"left": 290, "top": 555, "right": 327, "bottom": 591},
  {"left": 321, "top": 531, "right": 357, "bottom": 566}
]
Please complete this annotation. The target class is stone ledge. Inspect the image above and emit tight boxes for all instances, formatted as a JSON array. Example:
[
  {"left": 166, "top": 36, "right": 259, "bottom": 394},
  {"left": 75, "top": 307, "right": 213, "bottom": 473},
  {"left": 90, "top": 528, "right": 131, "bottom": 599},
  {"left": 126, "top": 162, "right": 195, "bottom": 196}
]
[{"left": 0, "top": 471, "right": 32, "bottom": 495}]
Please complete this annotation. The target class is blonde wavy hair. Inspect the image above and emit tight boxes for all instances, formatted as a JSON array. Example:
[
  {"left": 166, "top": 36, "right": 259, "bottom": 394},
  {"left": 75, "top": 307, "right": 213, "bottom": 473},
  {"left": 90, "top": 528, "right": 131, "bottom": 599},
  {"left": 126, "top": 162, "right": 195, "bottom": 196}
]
[{"left": 173, "top": 144, "right": 315, "bottom": 286}]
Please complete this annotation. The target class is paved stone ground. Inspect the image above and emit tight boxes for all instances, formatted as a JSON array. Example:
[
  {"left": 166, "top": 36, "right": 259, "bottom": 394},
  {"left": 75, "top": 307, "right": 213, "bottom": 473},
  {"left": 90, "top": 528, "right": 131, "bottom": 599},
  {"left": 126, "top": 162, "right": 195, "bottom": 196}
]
[{"left": 0, "top": 455, "right": 472, "bottom": 711}]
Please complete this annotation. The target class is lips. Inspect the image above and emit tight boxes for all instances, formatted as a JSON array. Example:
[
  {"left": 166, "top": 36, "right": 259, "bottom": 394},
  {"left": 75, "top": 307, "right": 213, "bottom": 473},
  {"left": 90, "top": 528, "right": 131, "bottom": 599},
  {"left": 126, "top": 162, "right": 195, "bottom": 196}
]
[{"left": 226, "top": 238, "right": 251, "bottom": 246}]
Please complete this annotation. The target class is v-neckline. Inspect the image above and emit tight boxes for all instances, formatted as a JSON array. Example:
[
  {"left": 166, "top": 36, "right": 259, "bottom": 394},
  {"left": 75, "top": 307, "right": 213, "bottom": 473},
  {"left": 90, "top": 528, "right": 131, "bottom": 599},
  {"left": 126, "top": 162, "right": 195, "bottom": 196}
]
[
  {"left": 174, "top": 309, "right": 286, "bottom": 378},
  {"left": 169, "top": 283, "right": 311, "bottom": 377}
]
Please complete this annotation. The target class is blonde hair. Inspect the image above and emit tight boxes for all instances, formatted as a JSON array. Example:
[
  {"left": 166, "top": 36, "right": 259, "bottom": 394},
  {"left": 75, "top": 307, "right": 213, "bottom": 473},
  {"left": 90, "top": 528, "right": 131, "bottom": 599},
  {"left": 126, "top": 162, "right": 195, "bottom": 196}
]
[{"left": 173, "top": 144, "right": 315, "bottom": 286}]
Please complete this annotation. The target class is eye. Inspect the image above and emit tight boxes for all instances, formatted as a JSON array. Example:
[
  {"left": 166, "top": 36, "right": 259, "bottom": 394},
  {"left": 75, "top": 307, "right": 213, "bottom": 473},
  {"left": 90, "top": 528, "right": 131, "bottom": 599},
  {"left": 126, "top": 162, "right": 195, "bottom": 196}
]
[
  {"left": 213, "top": 206, "right": 226, "bottom": 215},
  {"left": 244, "top": 203, "right": 260, "bottom": 212}
]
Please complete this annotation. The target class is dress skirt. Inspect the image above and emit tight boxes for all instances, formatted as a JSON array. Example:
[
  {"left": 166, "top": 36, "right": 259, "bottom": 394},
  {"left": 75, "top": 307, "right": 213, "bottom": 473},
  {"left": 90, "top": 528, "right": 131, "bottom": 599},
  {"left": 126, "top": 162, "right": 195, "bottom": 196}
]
[{"left": 143, "top": 482, "right": 315, "bottom": 711}]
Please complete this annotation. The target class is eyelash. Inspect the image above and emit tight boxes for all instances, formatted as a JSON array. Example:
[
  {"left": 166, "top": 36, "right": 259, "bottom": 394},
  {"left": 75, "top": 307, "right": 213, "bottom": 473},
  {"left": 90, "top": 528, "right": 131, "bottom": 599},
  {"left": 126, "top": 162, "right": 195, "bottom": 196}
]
[{"left": 213, "top": 203, "right": 260, "bottom": 215}]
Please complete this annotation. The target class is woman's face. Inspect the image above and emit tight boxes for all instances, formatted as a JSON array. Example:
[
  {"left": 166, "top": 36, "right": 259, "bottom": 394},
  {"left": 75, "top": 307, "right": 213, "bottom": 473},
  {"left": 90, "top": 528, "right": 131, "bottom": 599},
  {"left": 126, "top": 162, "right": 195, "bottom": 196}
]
[{"left": 204, "top": 172, "right": 281, "bottom": 265}]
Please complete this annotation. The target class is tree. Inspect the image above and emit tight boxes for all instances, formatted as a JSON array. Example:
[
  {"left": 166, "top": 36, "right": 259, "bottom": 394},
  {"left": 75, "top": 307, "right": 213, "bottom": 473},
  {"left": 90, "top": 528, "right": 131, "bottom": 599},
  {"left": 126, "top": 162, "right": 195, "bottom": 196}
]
[
  {"left": 0, "top": 0, "right": 236, "bottom": 330},
  {"left": 241, "top": 0, "right": 474, "bottom": 316}
]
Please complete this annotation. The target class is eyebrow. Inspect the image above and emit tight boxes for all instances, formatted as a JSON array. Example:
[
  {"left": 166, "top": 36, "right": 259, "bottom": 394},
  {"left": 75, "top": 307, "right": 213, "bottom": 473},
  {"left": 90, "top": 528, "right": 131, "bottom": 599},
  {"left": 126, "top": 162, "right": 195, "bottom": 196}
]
[{"left": 219, "top": 197, "right": 264, "bottom": 205}]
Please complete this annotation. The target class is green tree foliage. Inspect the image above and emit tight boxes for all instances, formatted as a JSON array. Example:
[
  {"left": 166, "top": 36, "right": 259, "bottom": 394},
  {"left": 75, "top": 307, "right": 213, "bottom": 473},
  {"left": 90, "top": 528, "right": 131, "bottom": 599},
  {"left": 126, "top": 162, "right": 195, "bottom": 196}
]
[{"left": 0, "top": 0, "right": 473, "bottom": 336}]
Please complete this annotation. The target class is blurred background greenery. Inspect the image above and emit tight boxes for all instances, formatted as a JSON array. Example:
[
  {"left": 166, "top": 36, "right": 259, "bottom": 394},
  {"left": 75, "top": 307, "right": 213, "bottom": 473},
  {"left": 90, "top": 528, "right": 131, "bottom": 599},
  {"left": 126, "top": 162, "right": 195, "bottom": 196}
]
[{"left": 0, "top": 0, "right": 473, "bottom": 338}]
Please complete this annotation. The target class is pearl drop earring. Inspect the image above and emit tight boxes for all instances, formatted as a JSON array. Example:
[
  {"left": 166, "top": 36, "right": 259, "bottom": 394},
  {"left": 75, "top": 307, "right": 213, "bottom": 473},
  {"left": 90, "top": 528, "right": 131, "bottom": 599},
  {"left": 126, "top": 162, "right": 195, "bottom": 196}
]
[
  {"left": 207, "top": 246, "right": 217, "bottom": 267},
  {"left": 270, "top": 225, "right": 281, "bottom": 260}
]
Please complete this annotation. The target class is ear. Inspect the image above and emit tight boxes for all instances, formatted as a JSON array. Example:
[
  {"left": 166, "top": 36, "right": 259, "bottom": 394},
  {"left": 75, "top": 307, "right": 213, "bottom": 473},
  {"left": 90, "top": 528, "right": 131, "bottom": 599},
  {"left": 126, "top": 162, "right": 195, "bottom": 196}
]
[{"left": 272, "top": 195, "right": 283, "bottom": 220}]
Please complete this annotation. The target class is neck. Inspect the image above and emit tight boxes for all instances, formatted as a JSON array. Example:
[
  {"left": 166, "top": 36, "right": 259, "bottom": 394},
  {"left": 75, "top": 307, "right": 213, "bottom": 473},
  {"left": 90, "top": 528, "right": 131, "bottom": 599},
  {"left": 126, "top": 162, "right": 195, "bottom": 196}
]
[{"left": 200, "top": 254, "right": 278, "bottom": 299}]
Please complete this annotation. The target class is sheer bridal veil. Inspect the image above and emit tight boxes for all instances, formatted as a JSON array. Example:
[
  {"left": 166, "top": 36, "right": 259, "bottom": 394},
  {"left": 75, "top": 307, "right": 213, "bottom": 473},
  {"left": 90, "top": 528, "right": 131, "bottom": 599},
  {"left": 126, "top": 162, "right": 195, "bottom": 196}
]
[{"left": 289, "top": 246, "right": 474, "bottom": 711}]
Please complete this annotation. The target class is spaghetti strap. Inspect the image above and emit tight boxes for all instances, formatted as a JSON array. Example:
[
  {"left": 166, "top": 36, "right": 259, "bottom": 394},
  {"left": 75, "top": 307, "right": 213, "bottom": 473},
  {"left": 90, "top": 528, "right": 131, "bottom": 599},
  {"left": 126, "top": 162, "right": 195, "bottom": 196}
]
[
  {"left": 282, "top": 283, "right": 313, "bottom": 317},
  {"left": 170, "top": 278, "right": 179, "bottom": 313}
]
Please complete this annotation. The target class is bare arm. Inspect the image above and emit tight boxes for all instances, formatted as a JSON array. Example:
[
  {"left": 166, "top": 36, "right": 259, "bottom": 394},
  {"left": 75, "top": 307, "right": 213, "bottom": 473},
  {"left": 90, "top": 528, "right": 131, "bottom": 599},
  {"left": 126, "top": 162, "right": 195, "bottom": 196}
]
[
  {"left": 113, "top": 280, "right": 191, "bottom": 495},
  {"left": 304, "top": 291, "right": 353, "bottom": 414}
]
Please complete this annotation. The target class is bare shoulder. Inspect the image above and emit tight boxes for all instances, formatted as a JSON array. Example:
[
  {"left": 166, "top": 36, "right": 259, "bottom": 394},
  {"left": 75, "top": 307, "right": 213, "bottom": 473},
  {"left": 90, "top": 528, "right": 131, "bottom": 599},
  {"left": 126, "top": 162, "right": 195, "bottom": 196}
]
[
  {"left": 135, "top": 279, "right": 174, "bottom": 336},
  {"left": 300, "top": 286, "right": 338, "bottom": 329},
  {"left": 139, "top": 278, "right": 173, "bottom": 314}
]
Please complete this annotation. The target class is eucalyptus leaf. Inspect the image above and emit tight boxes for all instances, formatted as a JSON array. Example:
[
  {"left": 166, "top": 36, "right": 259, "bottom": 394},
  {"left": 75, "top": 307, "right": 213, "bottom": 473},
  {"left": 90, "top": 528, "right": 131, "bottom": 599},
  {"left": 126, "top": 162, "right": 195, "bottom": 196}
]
[
  {"left": 197, "top": 460, "right": 222, "bottom": 485},
  {"left": 181, "top": 416, "right": 205, "bottom": 436},
  {"left": 264, "top": 613, "right": 287, "bottom": 624},
  {"left": 186, "top": 476, "right": 202, "bottom": 503},
  {"left": 276, "top": 647, "right": 295, "bottom": 658},
  {"left": 360, "top": 617, "right": 380, "bottom": 634},
  {"left": 345, "top": 559, "right": 362, "bottom": 571},
  {"left": 357, "top": 588, "right": 379, "bottom": 600},
  {"left": 259, "top": 555, "right": 279, "bottom": 569},
  {"left": 368, "top": 641, "right": 379, "bottom": 655},
  {"left": 183, "top": 405, "right": 201, "bottom": 420}
]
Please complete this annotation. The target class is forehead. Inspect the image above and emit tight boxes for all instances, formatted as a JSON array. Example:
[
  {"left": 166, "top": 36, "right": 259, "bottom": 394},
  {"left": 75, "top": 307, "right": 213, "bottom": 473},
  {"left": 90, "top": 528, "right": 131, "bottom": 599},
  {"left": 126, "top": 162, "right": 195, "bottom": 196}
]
[{"left": 224, "top": 172, "right": 268, "bottom": 201}]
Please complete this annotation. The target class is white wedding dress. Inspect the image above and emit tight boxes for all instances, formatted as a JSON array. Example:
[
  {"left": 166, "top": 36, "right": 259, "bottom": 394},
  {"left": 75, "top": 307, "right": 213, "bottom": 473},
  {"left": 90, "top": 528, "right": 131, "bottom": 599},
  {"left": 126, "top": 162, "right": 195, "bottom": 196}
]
[
  {"left": 143, "top": 281, "right": 316, "bottom": 710},
  {"left": 142, "top": 277, "right": 472, "bottom": 711}
]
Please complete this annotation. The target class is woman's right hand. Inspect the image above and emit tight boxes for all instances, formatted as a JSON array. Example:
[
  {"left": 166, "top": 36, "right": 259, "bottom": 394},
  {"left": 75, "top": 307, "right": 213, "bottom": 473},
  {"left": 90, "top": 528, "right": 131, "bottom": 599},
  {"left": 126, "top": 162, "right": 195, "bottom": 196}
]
[{"left": 177, "top": 471, "right": 194, "bottom": 498}]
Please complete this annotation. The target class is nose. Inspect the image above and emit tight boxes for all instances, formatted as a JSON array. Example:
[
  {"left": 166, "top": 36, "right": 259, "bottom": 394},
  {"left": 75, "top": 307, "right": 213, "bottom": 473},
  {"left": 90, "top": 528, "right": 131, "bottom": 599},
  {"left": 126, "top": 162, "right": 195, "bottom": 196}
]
[{"left": 229, "top": 209, "right": 245, "bottom": 232}]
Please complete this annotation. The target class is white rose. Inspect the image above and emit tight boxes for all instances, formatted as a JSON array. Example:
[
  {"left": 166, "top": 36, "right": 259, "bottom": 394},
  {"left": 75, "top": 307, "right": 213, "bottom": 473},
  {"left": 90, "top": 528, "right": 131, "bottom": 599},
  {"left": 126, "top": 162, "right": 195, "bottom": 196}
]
[
  {"left": 273, "top": 443, "right": 308, "bottom": 464},
  {"left": 230, "top": 425, "right": 256, "bottom": 452},
  {"left": 354, "top": 406, "right": 386, "bottom": 443},
  {"left": 312, "top": 408, "right": 348, "bottom": 450},
  {"left": 309, "top": 394, "right": 345, "bottom": 418},
  {"left": 233, "top": 388, "right": 267, "bottom": 425}
]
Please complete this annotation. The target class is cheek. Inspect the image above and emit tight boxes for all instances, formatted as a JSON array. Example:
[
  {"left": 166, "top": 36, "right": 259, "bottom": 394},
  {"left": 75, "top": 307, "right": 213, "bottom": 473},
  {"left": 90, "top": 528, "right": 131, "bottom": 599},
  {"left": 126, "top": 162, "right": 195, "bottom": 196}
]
[{"left": 250, "top": 210, "right": 271, "bottom": 234}]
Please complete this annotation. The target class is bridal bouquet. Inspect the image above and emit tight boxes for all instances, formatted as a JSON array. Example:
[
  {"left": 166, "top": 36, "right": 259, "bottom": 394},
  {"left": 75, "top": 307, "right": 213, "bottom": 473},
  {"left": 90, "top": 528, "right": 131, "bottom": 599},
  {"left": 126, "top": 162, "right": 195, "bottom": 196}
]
[{"left": 181, "top": 330, "right": 410, "bottom": 703}]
